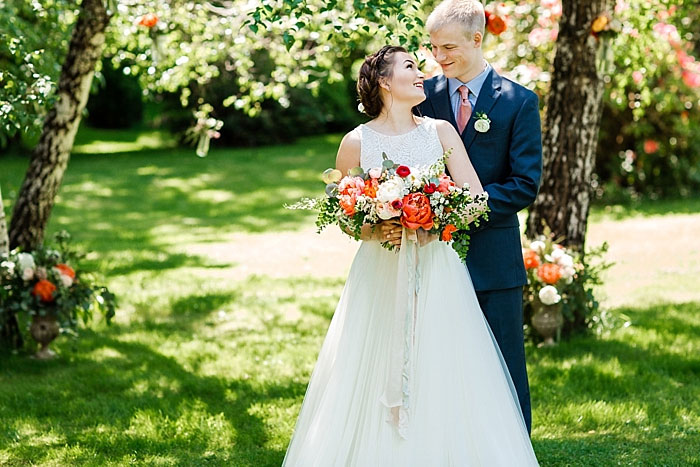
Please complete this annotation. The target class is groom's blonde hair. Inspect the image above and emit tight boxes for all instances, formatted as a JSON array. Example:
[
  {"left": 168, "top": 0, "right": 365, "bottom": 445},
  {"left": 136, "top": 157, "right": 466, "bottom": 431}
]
[{"left": 426, "top": 0, "right": 485, "bottom": 37}]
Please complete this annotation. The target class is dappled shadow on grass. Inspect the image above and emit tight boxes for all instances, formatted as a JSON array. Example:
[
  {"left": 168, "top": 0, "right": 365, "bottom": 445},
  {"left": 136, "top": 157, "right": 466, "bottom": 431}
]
[
  {"left": 528, "top": 301, "right": 700, "bottom": 463},
  {"left": 0, "top": 333, "right": 301, "bottom": 465}
]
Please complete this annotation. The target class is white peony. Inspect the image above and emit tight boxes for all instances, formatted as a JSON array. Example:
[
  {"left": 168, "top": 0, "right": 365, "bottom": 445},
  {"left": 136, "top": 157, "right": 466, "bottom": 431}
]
[
  {"left": 550, "top": 248, "right": 574, "bottom": 267},
  {"left": 529, "top": 241, "right": 546, "bottom": 254},
  {"left": 538, "top": 285, "right": 561, "bottom": 305},
  {"left": 17, "top": 253, "right": 35, "bottom": 271},
  {"left": 57, "top": 273, "right": 73, "bottom": 288},
  {"left": 376, "top": 202, "right": 401, "bottom": 220},
  {"left": 376, "top": 176, "right": 407, "bottom": 203}
]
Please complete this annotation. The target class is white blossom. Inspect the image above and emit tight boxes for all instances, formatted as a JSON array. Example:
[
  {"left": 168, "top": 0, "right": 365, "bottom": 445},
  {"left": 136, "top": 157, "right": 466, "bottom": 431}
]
[
  {"left": 17, "top": 253, "right": 35, "bottom": 271},
  {"left": 539, "top": 285, "right": 561, "bottom": 305}
]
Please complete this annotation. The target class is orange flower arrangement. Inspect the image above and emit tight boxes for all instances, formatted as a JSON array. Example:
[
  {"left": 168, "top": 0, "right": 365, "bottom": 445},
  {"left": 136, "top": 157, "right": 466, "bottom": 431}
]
[
  {"left": 537, "top": 263, "right": 562, "bottom": 285},
  {"left": 400, "top": 193, "right": 434, "bottom": 230},
  {"left": 32, "top": 279, "right": 57, "bottom": 303}
]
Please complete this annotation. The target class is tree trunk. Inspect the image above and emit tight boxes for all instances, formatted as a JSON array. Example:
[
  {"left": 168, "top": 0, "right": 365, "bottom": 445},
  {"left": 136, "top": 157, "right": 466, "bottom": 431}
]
[
  {"left": 526, "top": 0, "right": 614, "bottom": 252},
  {"left": 8, "top": 0, "right": 111, "bottom": 251},
  {"left": 0, "top": 185, "right": 8, "bottom": 256}
]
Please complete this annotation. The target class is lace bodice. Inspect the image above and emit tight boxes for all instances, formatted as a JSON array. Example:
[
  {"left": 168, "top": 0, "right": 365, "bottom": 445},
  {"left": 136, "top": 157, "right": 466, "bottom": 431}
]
[{"left": 358, "top": 117, "right": 444, "bottom": 170}]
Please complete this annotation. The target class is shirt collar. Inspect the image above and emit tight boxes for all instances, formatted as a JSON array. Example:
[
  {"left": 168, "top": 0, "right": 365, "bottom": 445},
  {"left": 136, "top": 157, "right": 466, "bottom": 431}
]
[{"left": 448, "top": 61, "right": 492, "bottom": 98}]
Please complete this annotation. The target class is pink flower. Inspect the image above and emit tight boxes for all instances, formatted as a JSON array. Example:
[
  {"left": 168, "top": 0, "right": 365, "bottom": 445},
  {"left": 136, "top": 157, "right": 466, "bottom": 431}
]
[
  {"left": 614, "top": 0, "right": 629, "bottom": 14},
  {"left": 653, "top": 23, "right": 681, "bottom": 48},
  {"left": 437, "top": 174, "right": 456, "bottom": 194},
  {"left": 682, "top": 70, "right": 700, "bottom": 88},
  {"left": 644, "top": 140, "right": 659, "bottom": 154},
  {"left": 22, "top": 268, "right": 34, "bottom": 281},
  {"left": 632, "top": 71, "right": 644, "bottom": 84},
  {"left": 528, "top": 28, "right": 551, "bottom": 47},
  {"left": 368, "top": 167, "right": 382, "bottom": 179}
]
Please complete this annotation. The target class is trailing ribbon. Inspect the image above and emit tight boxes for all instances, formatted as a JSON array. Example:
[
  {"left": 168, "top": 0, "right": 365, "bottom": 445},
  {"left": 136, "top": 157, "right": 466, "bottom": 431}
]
[{"left": 380, "top": 227, "right": 420, "bottom": 439}]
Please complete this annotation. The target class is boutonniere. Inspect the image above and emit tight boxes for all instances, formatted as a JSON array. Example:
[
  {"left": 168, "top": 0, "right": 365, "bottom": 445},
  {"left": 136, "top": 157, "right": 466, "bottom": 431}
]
[{"left": 474, "top": 112, "right": 491, "bottom": 133}]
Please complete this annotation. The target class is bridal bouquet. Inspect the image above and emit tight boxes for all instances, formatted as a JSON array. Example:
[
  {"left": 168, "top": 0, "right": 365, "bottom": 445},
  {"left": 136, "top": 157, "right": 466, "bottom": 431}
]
[{"left": 288, "top": 151, "right": 489, "bottom": 262}]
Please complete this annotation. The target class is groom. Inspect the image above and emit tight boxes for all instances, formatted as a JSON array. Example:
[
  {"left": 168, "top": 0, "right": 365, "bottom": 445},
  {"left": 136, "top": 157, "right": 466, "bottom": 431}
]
[{"left": 418, "top": 0, "right": 543, "bottom": 433}]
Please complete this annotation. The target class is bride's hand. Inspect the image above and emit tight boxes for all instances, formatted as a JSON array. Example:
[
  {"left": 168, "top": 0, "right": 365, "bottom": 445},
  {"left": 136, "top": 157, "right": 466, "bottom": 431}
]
[
  {"left": 376, "top": 219, "right": 403, "bottom": 247},
  {"left": 416, "top": 228, "right": 438, "bottom": 247}
]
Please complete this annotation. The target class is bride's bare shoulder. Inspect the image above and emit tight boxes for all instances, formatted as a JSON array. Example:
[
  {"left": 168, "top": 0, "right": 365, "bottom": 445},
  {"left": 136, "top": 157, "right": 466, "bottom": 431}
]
[{"left": 336, "top": 127, "right": 362, "bottom": 173}]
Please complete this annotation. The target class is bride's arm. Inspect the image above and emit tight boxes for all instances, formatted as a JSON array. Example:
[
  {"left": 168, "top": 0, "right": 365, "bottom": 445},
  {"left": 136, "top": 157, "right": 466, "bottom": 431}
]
[
  {"left": 435, "top": 120, "right": 484, "bottom": 194},
  {"left": 336, "top": 129, "right": 401, "bottom": 245}
]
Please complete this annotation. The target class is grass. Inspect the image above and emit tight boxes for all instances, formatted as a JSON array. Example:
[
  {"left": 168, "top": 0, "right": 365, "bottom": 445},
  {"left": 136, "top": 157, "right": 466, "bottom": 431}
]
[{"left": 1, "top": 127, "right": 699, "bottom": 465}]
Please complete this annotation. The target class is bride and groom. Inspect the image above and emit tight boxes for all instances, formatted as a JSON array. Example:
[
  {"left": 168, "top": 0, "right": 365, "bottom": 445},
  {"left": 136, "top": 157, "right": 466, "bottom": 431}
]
[{"left": 284, "top": 0, "right": 542, "bottom": 464}]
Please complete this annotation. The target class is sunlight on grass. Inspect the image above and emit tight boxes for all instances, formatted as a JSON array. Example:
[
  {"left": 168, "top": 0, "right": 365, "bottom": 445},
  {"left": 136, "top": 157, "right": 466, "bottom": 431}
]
[
  {"left": 1, "top": 127, "right": 699, "bottom": 465},
  {"left": 72, "top": 129, "right": 177, "bottom": 154}
]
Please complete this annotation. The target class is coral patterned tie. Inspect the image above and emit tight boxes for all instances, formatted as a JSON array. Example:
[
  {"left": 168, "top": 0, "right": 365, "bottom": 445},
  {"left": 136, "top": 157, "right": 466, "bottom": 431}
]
[{"left": 456, "top": 85, "right": 472, "bottom": 134}]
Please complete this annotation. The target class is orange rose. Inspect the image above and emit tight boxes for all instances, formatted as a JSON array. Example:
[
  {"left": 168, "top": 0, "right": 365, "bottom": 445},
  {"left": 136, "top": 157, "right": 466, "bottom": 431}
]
[
  {"left": 486, "top": 13, "right": 507, "bottom": 35},
  {"left": 55, "top": 263, "right": 75, "bottom": 279},
  {"left": 32, "top": 279, "right": 57, "bottom": 302},
  {"left": 364, "top": 179, "right": 378, "bottom": 198},
  {"left": 441, "top": 224, "right": 458, "bottom": 241},
  {"left": 436, "top": 174, "right": 455, "bottom": 194},
  {"left": 523, "top": 249, "right": 540, "bottom": 270},
  {"left": 339, "top": 195, "right": 356, "bottom": 216},
  {"left": 138, "top": 13, "right": 159, "bottom": 28},
  {"left": 400, "top": 192, "right": 434, "bottom": 230},
  {"left": 537, "top": 263, "right": 562, "bottom": 285}
]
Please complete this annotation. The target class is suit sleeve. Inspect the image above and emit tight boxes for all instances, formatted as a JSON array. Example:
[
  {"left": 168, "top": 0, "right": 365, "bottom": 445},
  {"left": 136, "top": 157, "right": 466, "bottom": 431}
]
[{"left": 474, "top": 92, "right": 542, "bottom": 230}]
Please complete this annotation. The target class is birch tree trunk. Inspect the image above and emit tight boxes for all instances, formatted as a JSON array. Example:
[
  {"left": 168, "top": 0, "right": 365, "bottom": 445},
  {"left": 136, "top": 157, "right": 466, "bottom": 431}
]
[
  {"left": 0, "top": 186, "right": 8, "bottom": 256},
  {"left": 8, "top": 0, "right": 111, "bottom": 251},
  {"left": 526, "top": 0, "right": 615, "bottom": 252}
]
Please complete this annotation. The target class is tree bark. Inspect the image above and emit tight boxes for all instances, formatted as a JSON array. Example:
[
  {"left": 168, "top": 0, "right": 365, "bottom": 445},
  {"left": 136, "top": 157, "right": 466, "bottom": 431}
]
[
  {"left": 8, "top": 0, "right": 111, "bottom": 251},
  {"left": 0, "top": 185, "right": 8, "bottom": 256},
  {"left": 526, "top": 0, "right": 614, "bottom": 252}
]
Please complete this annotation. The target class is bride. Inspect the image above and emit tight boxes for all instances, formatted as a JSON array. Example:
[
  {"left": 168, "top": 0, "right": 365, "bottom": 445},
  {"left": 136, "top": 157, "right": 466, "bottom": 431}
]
[{"left": 283, "top": 45, "right": 538, "bottom": 466}]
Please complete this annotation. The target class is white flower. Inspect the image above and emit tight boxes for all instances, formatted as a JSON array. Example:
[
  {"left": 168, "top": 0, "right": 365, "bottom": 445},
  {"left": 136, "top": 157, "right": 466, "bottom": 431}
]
[
  {"left": 560, "top": 265, "right": 576, "bottom": 282},
  {"left": 529, "top": 241, "right": 546, "bottom": 254},
  {"left": 1, "top": 260, "right": 15, "bottom": 273},
  {"left": 539, "top": 285, "right": 561, "bottom": 305},
  {"left": 17, "top": 253, "right": 35, "bottom": 271},
  {"left": 57, "top": 272, "right": 73, "bottom": 288},
  {"left": 368, "top": 167, "right": 382, "bottom": 179},
  {"left": 376, "top": 202, "right": 401, "bottom": 220},
  {"left": 376, "top": 176, "right": 407, "bottom": 203},
  {"left": 22, "top": 268, "right": 35, "bottom": 281},
  {"left": 550, "top": 248, "right": 574, "bottom": 267}
]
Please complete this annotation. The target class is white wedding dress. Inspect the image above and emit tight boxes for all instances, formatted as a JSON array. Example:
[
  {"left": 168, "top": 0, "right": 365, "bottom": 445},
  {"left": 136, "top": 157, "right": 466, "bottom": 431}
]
[{"left": 283, "top": 117, "right": 538, "bottom": 466}]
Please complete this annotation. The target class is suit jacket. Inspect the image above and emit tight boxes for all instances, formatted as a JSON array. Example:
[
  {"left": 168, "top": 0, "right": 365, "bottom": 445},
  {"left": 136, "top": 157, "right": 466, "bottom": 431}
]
[{"left": 418, "top": 70, "right": 543, "bottom": 291}]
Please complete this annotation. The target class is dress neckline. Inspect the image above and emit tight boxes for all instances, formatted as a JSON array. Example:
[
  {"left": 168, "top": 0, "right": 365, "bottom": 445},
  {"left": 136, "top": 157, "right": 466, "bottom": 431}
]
[{"left": 362, "top": 117, "right": 427, "bottom": 137}]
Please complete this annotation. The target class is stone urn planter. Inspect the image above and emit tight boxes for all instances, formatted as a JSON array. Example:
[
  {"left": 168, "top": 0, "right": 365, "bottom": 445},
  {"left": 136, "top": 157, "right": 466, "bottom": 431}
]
[
  {"left": 30, "top": 315, "right": 60, "bottom": 359},
  {"left": 531, "top": 303, "right": 563, "bottom": 347}
]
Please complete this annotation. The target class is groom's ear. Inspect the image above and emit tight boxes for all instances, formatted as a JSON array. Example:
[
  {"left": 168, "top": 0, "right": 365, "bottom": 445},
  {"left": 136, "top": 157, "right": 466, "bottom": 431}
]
[{"left": 473, "top": 32, "right": 483, "bottom": 48}]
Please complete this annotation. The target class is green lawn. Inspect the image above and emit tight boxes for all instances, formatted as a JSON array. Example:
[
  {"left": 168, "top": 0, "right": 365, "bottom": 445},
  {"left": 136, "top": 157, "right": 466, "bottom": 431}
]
[{"left": 1, "top": 128, "right": 699, "bottom": 465}]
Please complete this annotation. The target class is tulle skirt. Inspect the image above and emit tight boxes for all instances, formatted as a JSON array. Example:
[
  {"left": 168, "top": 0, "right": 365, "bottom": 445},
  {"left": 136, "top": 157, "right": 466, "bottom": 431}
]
[{"left": 283, "top": 237, "right": 538, "bottom": 466}]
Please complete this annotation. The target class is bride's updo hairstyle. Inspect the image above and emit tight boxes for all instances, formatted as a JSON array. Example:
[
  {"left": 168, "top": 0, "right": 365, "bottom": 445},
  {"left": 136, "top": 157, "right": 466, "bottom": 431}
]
[{"left": 357, "top": 45, "right": 407, "bottom": 118}]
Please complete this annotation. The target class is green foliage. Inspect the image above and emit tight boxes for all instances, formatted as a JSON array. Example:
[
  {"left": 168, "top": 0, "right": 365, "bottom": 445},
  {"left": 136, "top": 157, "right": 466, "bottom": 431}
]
[
  {"left": 0, "top": 0, "right": 76, "bottom": 148},
  {"left": 483, "top": 0, "right": 700, "bottom": 201},
  {"left": 0, "top": 231, "right": 116, "bottom": 349}
]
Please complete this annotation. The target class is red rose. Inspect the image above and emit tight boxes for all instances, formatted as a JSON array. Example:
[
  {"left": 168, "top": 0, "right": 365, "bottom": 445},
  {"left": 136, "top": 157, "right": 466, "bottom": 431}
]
[
  {"left": 391, "top": 199, "right": 403, "bottom": 210},
  {"left": 423, "top": 183, "right": 437, "bottom": 194},
  {"left": 32, "top": 279, "right": 57, "bottom": 303},
  {"left": 400, "top": 192, "right": 434, "bottom": 230},
  {"left": 396, "top": 165, "right": 411, "bottom": 178}
]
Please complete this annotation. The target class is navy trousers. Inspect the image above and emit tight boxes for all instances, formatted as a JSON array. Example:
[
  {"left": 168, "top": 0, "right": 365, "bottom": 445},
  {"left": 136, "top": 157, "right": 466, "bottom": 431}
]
[{"left": 476, "top": 286, "right": 532, "bottom": 434}]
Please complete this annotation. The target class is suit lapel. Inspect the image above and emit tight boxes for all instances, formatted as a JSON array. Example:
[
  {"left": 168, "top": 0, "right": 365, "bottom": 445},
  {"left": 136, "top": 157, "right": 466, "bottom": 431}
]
[
  {"left": 462, "top": 69, "right": 502, "bottom": 150},
  {"left": 431, "top": 75, "right": 457, "bottom": 127}
]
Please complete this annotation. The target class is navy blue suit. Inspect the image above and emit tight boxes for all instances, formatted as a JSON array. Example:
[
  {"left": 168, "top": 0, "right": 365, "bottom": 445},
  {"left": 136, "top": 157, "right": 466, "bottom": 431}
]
[{"left": 418, "top": 70, "right": 542, "bottom": 433}]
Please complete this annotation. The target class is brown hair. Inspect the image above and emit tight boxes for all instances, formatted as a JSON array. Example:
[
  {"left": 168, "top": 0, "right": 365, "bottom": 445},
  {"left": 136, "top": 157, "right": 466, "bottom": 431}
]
[{"left": 356, "top": 45, "right": 407, "bottom": 118}]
